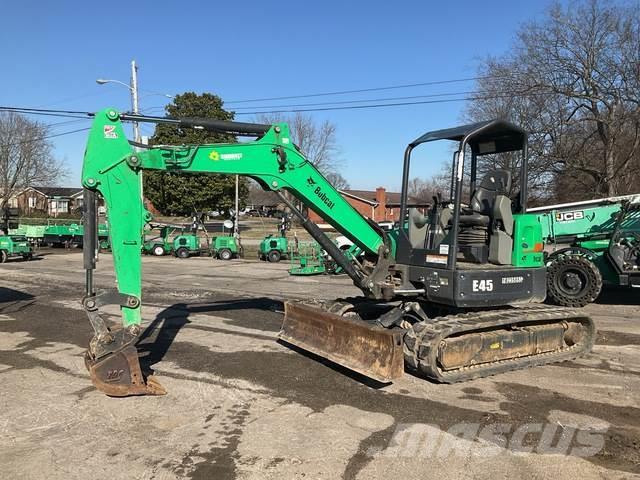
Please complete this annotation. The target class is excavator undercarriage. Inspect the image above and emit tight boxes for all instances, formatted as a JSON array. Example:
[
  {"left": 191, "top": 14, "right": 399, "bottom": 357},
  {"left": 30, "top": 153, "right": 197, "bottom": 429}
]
[{"left": 281, "top": 300, "right": 594, "bottom": 384}]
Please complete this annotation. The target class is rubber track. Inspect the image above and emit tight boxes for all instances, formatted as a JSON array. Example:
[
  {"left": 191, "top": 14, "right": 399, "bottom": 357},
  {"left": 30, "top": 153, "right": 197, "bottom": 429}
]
[{"left": 403, "top": 305, "right": 595, "bottom": 383}]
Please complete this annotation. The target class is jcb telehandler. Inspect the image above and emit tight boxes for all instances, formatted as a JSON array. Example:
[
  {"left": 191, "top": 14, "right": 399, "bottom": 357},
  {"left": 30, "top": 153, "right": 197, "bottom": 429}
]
[
  {"left": 81, "top": 109, "right": 595, "bottom": 396},
  {"left": 528, "top": 196, "right": 640, "bottom": 306}
]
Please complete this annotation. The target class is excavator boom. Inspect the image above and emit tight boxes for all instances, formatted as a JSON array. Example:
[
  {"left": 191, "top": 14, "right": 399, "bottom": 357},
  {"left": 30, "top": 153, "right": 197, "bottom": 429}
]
[{"left": 81, "top": 108, "right": 396, "bottom": 395}]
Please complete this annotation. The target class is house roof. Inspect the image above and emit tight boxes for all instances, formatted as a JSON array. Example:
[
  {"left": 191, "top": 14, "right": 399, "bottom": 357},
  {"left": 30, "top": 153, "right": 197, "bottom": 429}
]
[
  {"left": 340, "top": 189, "right": 428, "bottom": 207},
  {"left": 249, "top": 185, "right": 430, "bottom": 209},
  {"left": 26, "top": 186, "right": 83, "bottom": 198},
  {"left": 247, "top": 188, "right": 282, "bottom": 206}
]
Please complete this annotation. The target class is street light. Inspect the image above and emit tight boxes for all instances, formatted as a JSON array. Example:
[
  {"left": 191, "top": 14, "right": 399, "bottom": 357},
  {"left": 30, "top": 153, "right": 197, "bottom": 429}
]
[
  {"left": 141, "top": 92, "right": 174, "bottom": 99},
  {"left": 95, "top": 78, "right": 131, "bottom": 89},
  {"left": 95, "top": 60, "right": 141, "bottom": 142}
]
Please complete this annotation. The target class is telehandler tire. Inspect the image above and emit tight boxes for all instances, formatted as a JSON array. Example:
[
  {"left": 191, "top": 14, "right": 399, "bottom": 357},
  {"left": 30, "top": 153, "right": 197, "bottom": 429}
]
[
  {"left": 176, "top": 247, "right": 190, "bottom": 259},
  {"left": 0, "top": 250, "right": 7, "bottom": 263},
  {"left": 547, "top": 254, "right": 602, "bottom": 307},
  {"left": 152, "top": 245, "right": 165, "bottom": 256}
]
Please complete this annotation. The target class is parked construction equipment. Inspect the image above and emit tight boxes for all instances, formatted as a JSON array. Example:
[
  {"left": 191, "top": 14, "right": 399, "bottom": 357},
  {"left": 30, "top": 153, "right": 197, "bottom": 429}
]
[
  {"left": 288, "top": 241, "right": 326, "bottom": 275},
  {"left": 0, "top": 208, "right": 34, "bottom": 262},
  {"left": 143, "top": 222, "right": 239, "bottom": 260},
  {"left": 80, "top": 109, "right": 595, "bottom": 396},
  {"left": 142, "top": 222, "right": 201, "bottom": 258},
  {"left": 142, "top": 223, "right": 179, "bottom": 256},
  {"left": 210, "top": 235, "right": 240, "bottom": 260},
  {"left": 259, "top": 215, "right": 292, "bottom": 262},
  {"left": 528, "top": 195, "right": 640, "bottom": 306},
  {"left": 0, "top": 235, "right": 33, "bottom": 262},
  {"left": 259, "top": 234, "right": 289, "bottom": 262}
]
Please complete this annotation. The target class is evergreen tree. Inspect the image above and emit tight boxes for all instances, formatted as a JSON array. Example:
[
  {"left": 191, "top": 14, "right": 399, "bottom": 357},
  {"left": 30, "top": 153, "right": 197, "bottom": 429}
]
[{"left": 144, "top": 92, "right": 248, "bottom": 216}]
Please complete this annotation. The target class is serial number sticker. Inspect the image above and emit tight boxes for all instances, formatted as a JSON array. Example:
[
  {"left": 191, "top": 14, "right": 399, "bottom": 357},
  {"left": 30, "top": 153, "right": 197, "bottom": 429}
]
[
  {"left": 501, "top": 276, "right": 524, "bottom": 284},
  {"left": 426, "top": 254, "right": 447, "bottom": 264}
]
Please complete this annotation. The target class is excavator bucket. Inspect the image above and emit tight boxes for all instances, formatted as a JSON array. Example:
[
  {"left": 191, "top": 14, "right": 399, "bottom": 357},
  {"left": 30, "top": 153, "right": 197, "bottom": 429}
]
[
  {"left": 279, "top": 301, "right": 405, "bottom": 383},
  {"left": 84, "top": 345, "right": 166, "bottom": 397}
]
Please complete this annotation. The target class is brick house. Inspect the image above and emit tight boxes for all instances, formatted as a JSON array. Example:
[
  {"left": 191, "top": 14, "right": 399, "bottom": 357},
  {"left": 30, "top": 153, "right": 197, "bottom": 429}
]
[
  {"left": 307, "top": 187, "right": 429, "bottom": 224},
  {"left": 7, "top": 186, "right": 84, "bottom": 216}
]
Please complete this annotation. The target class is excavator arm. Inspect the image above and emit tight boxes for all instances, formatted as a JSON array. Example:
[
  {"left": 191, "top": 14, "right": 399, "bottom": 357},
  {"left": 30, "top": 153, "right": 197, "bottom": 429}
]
[{"left": 81, "top": 108, "right": 397, "bottom": 395}]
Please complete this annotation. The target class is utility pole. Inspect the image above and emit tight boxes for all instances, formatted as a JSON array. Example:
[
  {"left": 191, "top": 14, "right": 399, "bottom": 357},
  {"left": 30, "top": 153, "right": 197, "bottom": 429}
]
[
  {"left": 130, "top": 60, "right": 141, "bottom": 143},
  {"left": 234, "top": 175, "right": 239, "bottom": 238}
]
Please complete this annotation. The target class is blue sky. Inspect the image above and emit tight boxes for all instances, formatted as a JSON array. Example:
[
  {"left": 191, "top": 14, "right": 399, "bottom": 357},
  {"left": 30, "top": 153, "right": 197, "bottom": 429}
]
[{"left": 0, "top": 0, "right": 559, "bottom": 191}]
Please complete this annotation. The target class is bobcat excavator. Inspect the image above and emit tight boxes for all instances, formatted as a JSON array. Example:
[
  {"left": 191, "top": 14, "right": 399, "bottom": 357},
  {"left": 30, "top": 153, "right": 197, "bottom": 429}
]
[{"left": 81, "top": 108, "right": 595, "bottom": 396}]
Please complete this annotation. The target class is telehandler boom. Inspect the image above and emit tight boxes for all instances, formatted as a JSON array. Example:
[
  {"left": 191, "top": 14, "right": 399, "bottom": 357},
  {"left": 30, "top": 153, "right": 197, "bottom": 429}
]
[{"left": 81, "top": 109, "right": 594, "bottom": 396}]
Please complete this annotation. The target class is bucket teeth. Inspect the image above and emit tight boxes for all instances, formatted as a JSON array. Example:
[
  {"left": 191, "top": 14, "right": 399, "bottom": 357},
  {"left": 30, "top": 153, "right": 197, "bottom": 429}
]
[{"left": 85, "top": 345, "right": 166, "bottom": 397}]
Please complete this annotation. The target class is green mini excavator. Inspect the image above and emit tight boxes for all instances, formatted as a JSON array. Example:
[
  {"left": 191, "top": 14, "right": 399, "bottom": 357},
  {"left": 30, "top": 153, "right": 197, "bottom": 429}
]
[{"left": 81, "top": 109, "right": 595, "bottom": 396}]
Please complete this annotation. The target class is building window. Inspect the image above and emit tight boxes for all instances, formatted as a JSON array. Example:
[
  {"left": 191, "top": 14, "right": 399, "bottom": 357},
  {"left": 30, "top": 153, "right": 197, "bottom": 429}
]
[
  {"left": 28, "top": 197, "right": 36, "bottom": 208},
  {"left": 8, "top": 198, "right": 17, "bottom": 208},
  {"left": 57, "top": 200, "right": 68, "bottom": 212}
]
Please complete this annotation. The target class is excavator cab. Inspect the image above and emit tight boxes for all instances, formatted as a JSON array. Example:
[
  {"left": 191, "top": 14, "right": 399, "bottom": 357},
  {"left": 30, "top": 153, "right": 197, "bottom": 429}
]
[{"left": 394, "top": 120, "right": 547, "bottom": 308}]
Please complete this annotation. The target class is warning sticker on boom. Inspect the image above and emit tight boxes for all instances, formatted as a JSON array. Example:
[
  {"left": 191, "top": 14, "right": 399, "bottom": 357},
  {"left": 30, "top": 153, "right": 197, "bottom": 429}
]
[{"left": 103, "top": 125, "right": 118, "bottom": 139}]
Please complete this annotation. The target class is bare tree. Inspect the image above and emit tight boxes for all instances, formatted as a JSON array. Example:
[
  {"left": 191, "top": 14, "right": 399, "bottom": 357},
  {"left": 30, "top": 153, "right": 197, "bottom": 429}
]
[
  {"left": 326, "top": 172, "right": 350, "bottom": 190},
  {"left": 256, "top": 112, "right": 342, "bottom": 176},
  {"left": 408, "top": 173, "right": 452, "bottom": 203},
  {"left": 466, "top": 0, "right": 640, "bottom": 201},
  {"left": 0, "top": 112, "right": 67, "bottom": 208}
]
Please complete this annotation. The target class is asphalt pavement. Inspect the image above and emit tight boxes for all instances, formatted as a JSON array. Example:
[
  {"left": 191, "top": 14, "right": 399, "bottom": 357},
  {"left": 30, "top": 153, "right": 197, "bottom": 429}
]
[{"left": 0, "top": 251, "right": 639, "bottom": 479}]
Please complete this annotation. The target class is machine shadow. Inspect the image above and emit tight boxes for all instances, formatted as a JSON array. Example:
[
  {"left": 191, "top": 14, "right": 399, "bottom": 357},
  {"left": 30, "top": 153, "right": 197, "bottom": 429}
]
[
  {"left": 136, "top": 297, "right": 283, "bottom": 373},
  {"left": 276, "top": 339, "right": 391, "bottom": 390},
  {"left": 596, "top": 287, "right": 640, "bottom": 305},
  {"left": 0, "top": 287, "right": 35, "bottom": 314}
]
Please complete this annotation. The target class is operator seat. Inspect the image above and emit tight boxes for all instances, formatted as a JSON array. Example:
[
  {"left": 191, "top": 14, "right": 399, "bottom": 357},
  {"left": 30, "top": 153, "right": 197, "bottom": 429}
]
[
  {"left": 457, "top": 169, "right": 514, "bottom": 265},
  {"left": 459, "top": 169, "right": 512, "bottom": 227}
]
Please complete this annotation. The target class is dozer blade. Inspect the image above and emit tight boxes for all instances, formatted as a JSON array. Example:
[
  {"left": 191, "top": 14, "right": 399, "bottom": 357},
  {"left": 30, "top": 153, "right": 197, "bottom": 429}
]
[
  {"left": 85, "top": 345, "right": 166, "bottom": 397},
  {"left": 279, "top": 301, "right": 405, "bottom": 383}
]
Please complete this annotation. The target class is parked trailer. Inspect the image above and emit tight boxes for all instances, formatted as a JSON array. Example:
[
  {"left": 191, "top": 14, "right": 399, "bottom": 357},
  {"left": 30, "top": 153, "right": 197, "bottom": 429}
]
[{"left": 42, "top": 223, "right": 109, "bottom": 247}]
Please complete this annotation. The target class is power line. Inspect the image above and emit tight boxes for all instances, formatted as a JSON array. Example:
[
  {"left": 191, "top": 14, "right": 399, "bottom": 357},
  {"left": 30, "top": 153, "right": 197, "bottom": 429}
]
[
  {"left": 46, "top": 118, "right": 93, "bottom": 129},
  {"left": 0, "top": 106, "right": 94, "bottom": 116},
  {"left": 232, "top": 91, "right": 544, "bottom": 115},
  {"left": 0, "top": 127, "right": 91, "bottom": 148},
  {"left": 231, "top": 90, "right": 479, "bottom": 110},
  {"left": 224, "top": 75, "right": 511, "bottom": 104},
  {"left": 0, "top": 109, "right": 93, "bottom": 121},
  {"left": 33, "top": 91, "right": 109, "bottom": 109}
]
